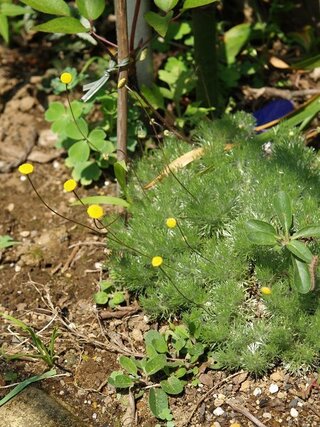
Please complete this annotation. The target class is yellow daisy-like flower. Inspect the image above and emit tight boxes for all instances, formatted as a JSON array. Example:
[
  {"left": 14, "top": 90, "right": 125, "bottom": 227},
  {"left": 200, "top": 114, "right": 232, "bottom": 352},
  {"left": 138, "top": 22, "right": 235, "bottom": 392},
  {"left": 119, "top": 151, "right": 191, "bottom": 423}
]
[
  {"left": 18, "top": 163, "right": 34, "bottom": 175},
  {"left": 261, "top": 286, "right": 272, "bottom": 295},
  {"left": 63, "top": 179, "right": 77, "bottom": 192},
  {"left": 60, "top": 72, "right": 73, "bottom": 84},
  {"left": 151, "top": 256, "right": 163, "bottom": 268},
  {"left": 166, "top": 217, "right": 177, "bottom": 229},
  {"left": 87, "top": 204, "right": 104, "bottom": 219}
]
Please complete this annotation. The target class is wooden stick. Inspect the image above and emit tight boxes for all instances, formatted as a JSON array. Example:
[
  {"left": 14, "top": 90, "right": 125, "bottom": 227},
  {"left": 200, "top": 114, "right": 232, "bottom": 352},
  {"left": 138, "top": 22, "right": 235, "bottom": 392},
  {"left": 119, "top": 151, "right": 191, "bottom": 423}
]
[
  {"left": 226, "top": 400, "right": 267, "bottom": 427},
  {"left": 115, "top": 0, "right": 129, "bottom": 163}
]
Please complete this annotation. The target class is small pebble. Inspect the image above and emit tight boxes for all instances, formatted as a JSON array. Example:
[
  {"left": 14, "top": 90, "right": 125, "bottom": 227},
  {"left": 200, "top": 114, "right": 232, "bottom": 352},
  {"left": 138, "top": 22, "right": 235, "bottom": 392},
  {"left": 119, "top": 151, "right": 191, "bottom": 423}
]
[
  {"left": 269, "top": 383, "right": 279, "bottom": 394},
  {"left": 53, "top": 160, "right": 60, "bottom": 169},
  {"left": 20, "top": 176, "right": 27, "bottom": 182},
  {"left": 92, "top": 413, "right": 97, "bottom": 420},
  {"left": 6, "top": 203, "right": 14, "bottom": 212},
  {"left": 213, "top": 407, "right": 224, "bottom": 416},
  {"left": 212, "top": 422, "right": 221, "bottom": 427},
  {"left": 290, "top": 408, "right": 299, "bottom": 418},
  {"left": 277, "top": 391, "right": 286, "bottom": 399},
  {"left": 94, "top": 262, "right": 103, "bottom": 269},
  {"left": 20, "top": 231, "right": 30, "bottom": 237},
  {"left": 253, "top": 387, "right": 262, "bottom": 396},
  {"left": 263, "top": 413, "right": 272, "bottom": 419},
  {"left": 14, "top": 265, "right": 21, "bottom": 272}
]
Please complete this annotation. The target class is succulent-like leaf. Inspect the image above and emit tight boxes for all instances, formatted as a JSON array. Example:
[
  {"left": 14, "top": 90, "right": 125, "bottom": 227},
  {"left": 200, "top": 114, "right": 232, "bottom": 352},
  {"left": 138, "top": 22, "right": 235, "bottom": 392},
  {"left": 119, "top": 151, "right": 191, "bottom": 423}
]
[
  {"left": 286, "top": 240, "right": 313, "bottom": 263},
  {"left": 245, "top": 220, "right": 278, "bottom": 246},
  {"left": 292, "top": 256, "right": 312, "bottom": 294},
  {"left": 292, "top": 225, "right": 320, "bottom": 239}
]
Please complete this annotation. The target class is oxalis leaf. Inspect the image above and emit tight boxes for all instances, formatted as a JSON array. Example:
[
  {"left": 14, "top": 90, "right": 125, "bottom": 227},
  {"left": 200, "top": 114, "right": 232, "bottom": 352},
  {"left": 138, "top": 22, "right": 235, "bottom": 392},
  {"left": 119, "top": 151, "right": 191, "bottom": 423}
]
[
  {"left": 33, "top": 17, "right": 88, "bottom": 34},
  {"left": 273, "top": 191, "right": 292, "bottom": 235},
  {"left": 286, "top": 240, "right": 313, "bottom": 263},
  {"left": 292, "top": 256, "right": 312, "bottom": 294},
  {"left": 149, "top": 388, "right": 169, "bottom": 420},
  {"left": 20, "top": 0, "right": 70, "bottom": 16}
]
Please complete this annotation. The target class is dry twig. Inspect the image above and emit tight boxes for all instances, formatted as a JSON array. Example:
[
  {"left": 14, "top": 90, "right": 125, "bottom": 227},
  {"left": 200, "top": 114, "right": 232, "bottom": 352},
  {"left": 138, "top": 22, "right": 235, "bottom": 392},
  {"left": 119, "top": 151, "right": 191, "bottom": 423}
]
[{"left": 226, "top": 399, "right": 267, "bottom": 427}]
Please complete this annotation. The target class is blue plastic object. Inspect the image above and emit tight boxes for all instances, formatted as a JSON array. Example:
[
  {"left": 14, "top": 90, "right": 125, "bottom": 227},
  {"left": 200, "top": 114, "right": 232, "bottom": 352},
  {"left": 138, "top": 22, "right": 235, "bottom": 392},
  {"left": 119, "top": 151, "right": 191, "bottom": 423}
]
[{"left": 253, "top": 99, "right": 294, "bottom": 127}]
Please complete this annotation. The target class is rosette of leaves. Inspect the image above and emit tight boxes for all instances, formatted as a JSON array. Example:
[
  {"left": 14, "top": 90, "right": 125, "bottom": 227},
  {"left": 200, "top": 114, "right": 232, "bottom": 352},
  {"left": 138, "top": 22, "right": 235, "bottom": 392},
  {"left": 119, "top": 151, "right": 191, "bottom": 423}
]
[{"left": 245, "top": 191, "right": 320, "bottom": 294}]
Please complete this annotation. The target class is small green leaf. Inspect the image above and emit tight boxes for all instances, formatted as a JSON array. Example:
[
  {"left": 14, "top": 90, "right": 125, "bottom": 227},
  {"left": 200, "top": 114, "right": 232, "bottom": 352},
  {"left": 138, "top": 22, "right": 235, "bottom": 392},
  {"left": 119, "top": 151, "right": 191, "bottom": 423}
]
[
  {"left": 68, "top": 140, "right": 90, "bottom": 163},
  {"left": 273, "top": 191, "right": 292, "bottom": 234},
  {"left": 224, "top": 23, "right": 251, "bottom": 65},
  {"left": 145, "top": 354, "right": 167, "bottom": 376},
  {"left": 0, "top": 14, "right": 9, "bottom": 43},
  {"left": 154, "top": 0, "right": 179, "bottom": 12},
  {"left": 0, "top": 235, "right": 19, "bottom": 249},
  {"left": 75, "top": 0, "right": 105, "bottom": 20},
  {"left": 144, "top": 11, "right": 173, "bottom": 38},
  {"left": 94, "top": 291, "right": 109, "bottom": 305},
  {"left": 88, "top": 129, "right": 115, "bottom": 154},
  {"left": 292, "top": 225, "right": 320, "bottom": 239},
  {"left": 100, "top": 280, "right": 113, "bottom": 291},
  {"left": 110, "top": 291, "right": 125, "bottom": 306},
  {"left": 33, "top": 17, "right": 88, "bottom": 34},
  {"left": 72, "top": 195, "right": 130, "bottom": 208},
  {"left": 119, "top": 356, "right": 138, "bottom": 376},
  {"left": 145, "top": 330, "right": 168, "bottom": 354},
  {"left": 140, "top": 83, "right": 165, "bottom": 110},
  {"left": 108, "top": 371, "right": 133, "bottom": 388},
  {"left": 114, "top": 161, "right": 128, "bottom": 196},
  {"left": 175, "top": 367, "right": 187, "bottom": 378},
  {"left": 245, "top": 220, "right": 278, "bottom": 246},
  {"left": 0, "top": 4, "right": 30, "bottom": 16},
  {"left": 292, "top": 256, "right": 312, "bottom": 294},
  {"left": 0, "top": 370, "right": 57, "bottom": 407},
  {"left": 20, "top": 0, "right": 70, "bottom": 16},
  {"left": 149, "top": 388, "right": 169, "bottom": 420},
  {"left": 183, "top": 0, "right": 218, "bottom": 9},
  {"left": 45, "top": 102, "right": 65, "bottom": 121},
  {"left": 160, "top": 376, "right": 184, "bottom": 395},
  {"left": 286, "top": 241, "right": 313, "bottom": 263}
]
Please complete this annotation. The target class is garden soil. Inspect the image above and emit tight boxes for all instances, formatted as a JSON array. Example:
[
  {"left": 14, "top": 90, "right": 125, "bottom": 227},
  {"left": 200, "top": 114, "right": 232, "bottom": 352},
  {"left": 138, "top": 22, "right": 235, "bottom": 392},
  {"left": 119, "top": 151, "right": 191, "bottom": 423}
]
[{"left": 1, "top": 45, "right": 320, "bottom": 427}]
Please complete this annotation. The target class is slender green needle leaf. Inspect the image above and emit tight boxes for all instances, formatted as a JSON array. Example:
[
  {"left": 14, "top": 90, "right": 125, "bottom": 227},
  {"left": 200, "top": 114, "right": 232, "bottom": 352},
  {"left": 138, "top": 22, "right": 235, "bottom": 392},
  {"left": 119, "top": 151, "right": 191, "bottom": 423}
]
[{"left": 0, "top": 370, "right": 57, "bottom": 407}]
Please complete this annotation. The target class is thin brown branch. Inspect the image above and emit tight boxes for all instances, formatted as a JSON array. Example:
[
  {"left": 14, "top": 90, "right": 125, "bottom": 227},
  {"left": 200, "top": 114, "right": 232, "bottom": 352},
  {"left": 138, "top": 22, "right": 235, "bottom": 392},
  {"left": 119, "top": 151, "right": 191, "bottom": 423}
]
[{"left": 226, "top": 400, "right": 268, "bottom": 427}]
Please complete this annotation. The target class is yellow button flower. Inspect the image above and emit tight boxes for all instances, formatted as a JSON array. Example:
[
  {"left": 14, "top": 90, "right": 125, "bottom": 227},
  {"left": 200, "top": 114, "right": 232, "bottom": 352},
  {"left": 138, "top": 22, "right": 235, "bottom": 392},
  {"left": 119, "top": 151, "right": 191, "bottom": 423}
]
[
  {"left": 261, "top": 286, "right": 272, "bottom": 295},
  {"left": 18, "top": 163, "right": 34, "bottom": 175},
  {"left": 60, "top": 72, "right": 73, "bottom": 84},
  {"left": 87, "top": 204, "right": 104, "bottom": 219},
  {"left": 63, "top": 179, "right": 77, "bottom": 192},
  {"left": 152, "top": 256, "right": 163, "bottom": 268},
  {"left": 166, "top": 217, "right": 177, "bottom": 229}
]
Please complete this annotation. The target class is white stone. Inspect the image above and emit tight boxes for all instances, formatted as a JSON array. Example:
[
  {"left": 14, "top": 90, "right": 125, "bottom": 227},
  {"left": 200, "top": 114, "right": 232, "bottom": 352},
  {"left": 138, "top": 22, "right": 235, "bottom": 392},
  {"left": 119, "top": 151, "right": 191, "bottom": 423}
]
[
  {"left": 213, "top": 407, "right": 224, "bottom": 416},
  {"left": 269, "top": 383, "right": 279, "bottom": 394},
  {"left": 14, "top": 265, "right": 21, "bottom": 272},
  {"left": 263, "top": 412, "right": 272, "bottom": 419},
  {"left": 290, "top": 408, "right": 299, "bottom": 418},
  {"left": 253, "top": 387, "right": 262, "bottom": 396}
]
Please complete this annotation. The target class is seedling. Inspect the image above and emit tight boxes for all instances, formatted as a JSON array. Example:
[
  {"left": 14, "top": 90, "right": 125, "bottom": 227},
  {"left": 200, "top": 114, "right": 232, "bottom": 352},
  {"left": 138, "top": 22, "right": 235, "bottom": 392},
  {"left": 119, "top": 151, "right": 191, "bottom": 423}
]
[{"left": 245, "top": 191, "right": 320, "bottom": 294}]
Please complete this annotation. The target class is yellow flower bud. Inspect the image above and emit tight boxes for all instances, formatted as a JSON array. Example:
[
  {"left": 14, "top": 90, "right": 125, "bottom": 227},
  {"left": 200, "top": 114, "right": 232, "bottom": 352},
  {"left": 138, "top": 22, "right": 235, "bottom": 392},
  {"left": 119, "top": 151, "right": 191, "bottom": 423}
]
[
  {"left": 18, "top": 163, "right": 34, "bottom": 175},
  {"left": 87, "top": 204, "right": 104, "bottom": 219},
  {"left": 166, "top": 218, "right": 177, "bottom": 229},
  {"left": 117, "top": 77, "right": 127, "bottom": 89},
  {"left": 261, "top": 287, "right": 272, "bottom": 295},
  {"left": 60, "top": 72, "right": 73, "bottom": 84},
  {"left": 152, "top": 256, "right": 163, "bottom": 268},
  {"left": 63, "top": 179, "right": 77, "bottom": 192}
]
